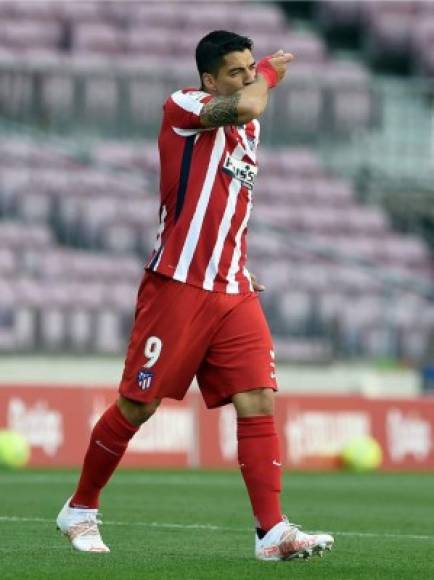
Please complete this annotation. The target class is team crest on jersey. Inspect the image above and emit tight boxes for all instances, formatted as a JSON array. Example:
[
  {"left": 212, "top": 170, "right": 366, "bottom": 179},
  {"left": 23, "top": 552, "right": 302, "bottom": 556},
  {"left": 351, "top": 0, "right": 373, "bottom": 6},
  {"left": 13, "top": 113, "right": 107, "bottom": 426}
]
[
  {"left": 137, "top": 368, "right": 154, "bottom": 390},
  {"left": 246, "top": 135, "right": 256, "bottom": 149}
]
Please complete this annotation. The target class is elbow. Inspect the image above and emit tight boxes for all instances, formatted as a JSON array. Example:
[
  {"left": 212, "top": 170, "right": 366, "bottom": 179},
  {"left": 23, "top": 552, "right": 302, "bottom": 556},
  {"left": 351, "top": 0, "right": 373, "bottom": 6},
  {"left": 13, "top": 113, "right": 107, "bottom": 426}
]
[{"left": 238, "top": 97, "right": 266, "bottom": 123}]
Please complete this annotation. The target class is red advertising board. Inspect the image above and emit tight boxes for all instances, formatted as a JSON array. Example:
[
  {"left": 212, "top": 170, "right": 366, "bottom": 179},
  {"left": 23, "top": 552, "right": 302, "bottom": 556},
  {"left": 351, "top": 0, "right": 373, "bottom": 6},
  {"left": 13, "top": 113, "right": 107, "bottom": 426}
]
[
  {"left": 0, "top": 385, "right": 193, "bottom": 468},
  {"left": 279, "top": 395, "right": 434, "bottom": 471},
  {"left": 1, "top": 385, "right": 433, "bottom": 470}
]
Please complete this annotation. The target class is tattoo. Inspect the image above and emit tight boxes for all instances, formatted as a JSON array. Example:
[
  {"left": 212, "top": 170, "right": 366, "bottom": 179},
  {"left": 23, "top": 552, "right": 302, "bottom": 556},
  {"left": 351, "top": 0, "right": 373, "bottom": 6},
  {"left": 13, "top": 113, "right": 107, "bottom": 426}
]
[{"left": 200, "top": 93, "right": 241, "bottom": 127}]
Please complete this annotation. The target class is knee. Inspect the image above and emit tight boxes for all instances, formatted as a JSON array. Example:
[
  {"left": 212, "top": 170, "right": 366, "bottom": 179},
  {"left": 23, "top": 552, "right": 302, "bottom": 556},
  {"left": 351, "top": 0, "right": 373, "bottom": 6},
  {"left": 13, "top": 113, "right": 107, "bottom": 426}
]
[
  {"left": 117, "top": 396, "right": 161, "bottom": 426},
  {"left": 252, "top": 389, "right": 274, "bottom": 415},
  {"left": 232, "top": 388, "right": 275, "bottom": 418}
]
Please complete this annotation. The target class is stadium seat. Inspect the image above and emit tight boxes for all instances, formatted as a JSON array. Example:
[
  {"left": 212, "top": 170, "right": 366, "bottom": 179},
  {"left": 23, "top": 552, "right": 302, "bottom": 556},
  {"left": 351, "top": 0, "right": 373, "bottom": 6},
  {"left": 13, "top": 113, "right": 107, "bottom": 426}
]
[
  {"left": 0, "top": 1, "right": 380, "bottom": 136},
  {"left": 1, "top": 131, "right": 433, "bottom": 361},
  {"left": 0, "top": 20, "right": 62, "bottom": 51},
  {"left": 316, "top": 0, "right": 362, "bottom": 32},
  {"left": 318, "top": 0, "right": 434, "bottom": 77},
  {"left": 74, "top": 23, "right": 125, "bottom": 54},
  {"left": 94, "top": 309, "right": 124, "bottom": 353},
  {"left": 68, "top": 307, "right": 94, "bottom": 351}
]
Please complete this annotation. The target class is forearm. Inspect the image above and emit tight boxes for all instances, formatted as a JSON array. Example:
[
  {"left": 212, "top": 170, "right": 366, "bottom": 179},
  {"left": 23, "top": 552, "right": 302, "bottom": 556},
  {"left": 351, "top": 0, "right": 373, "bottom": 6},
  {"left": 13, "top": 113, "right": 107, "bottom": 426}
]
[
  {"left": 236, "top": 74, "right": 269, "bottom": 123},
  {"left": 199, "top": 51, "right": 291, "bottom": 129},
  {"left": 200, "top": 75, "right": 269, "bottom": 128}
]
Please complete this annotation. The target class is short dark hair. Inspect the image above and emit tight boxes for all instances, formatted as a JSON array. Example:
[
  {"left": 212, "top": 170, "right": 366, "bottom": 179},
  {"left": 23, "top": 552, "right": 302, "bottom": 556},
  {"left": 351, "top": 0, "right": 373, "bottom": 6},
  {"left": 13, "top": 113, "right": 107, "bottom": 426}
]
[{"left": 195, "top": 30, "right": 253, "bottom": 78}]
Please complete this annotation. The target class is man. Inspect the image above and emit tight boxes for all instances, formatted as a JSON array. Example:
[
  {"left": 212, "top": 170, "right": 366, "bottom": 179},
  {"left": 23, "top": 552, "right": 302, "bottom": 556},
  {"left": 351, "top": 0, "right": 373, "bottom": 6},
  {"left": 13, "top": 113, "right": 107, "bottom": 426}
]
[{"left": 57, "top": 30, "right": 334, "bottom": 562}]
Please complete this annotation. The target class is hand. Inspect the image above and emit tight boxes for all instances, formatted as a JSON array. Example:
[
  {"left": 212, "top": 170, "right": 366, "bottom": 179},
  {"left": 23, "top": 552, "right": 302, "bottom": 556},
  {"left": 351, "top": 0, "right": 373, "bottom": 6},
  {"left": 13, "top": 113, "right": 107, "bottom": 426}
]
[
  {"left": 251, "top": 273, "right": 266, "bottom": 292},
  {"left": 267, "top": 49, "right": 294, "bottom": 84}
]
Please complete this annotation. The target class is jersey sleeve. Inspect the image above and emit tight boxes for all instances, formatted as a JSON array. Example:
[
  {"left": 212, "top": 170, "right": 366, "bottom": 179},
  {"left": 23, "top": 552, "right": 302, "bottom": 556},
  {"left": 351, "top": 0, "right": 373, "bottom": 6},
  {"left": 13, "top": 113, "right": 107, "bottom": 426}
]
[{"left": 164, "top": 90, "right": 213, "bottom": 133}]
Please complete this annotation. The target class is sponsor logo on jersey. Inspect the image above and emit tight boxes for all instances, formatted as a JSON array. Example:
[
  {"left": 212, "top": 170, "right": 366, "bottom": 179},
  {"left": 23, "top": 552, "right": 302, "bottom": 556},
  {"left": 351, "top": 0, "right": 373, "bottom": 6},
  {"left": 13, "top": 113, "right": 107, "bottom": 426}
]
[
  {"left": 137, "top": 368, "right": 154, "bottom": 390},
  {"left": 222, "top": 153, "right": 257, "bottom": 190}
]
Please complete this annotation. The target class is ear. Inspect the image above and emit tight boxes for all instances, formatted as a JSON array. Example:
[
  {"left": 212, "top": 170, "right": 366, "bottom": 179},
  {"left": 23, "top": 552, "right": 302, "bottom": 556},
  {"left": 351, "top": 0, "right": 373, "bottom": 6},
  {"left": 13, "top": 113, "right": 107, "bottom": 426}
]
[{"left": 202, "top": 72, "right": 217, "bottom": 94}]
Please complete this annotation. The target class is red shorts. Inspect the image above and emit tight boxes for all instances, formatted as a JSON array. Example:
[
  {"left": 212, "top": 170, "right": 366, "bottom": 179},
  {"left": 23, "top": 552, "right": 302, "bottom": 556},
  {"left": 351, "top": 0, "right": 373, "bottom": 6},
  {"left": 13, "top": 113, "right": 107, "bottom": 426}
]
[{"left": 119, "top": 272, "right": 277, "bottom": 408}]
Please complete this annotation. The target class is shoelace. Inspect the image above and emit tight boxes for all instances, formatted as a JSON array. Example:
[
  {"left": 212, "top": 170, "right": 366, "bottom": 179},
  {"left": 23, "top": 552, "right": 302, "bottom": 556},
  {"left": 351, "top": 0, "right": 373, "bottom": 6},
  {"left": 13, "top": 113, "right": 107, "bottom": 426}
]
[
  {"left": 68, "top": 514, "right": 103, "bottom": 540},
  {"left": 279, "top": 520, "right": 315, "bottom": 552},
  {"left": 282, "top": 516, "right": 302, "bottom": 532}
]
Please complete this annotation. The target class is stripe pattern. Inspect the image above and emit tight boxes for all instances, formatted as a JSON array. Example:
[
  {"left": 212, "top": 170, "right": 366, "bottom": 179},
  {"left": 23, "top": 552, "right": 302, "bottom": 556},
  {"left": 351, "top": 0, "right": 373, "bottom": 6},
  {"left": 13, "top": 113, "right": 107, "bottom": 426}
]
[
  {"left": 175, "top": 135, "right": 195, "bottom": 221},
  {"left": 147, "top": 88, "right": 260, "bottom": 294}
]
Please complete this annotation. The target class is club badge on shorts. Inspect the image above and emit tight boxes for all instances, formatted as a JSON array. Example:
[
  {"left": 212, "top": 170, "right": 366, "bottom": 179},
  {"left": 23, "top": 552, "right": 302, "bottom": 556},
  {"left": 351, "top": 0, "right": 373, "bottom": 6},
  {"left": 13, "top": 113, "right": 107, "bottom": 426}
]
[{"left": 137, "top": 368, "right": 154, "bottom": 390}]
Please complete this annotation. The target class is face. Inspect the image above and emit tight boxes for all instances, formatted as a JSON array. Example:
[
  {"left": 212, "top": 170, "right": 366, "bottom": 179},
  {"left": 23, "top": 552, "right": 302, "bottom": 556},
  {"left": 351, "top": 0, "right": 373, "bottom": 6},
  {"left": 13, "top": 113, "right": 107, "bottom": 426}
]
[{"left": 203, "top": 49, "right": 256, "bottom": 96}]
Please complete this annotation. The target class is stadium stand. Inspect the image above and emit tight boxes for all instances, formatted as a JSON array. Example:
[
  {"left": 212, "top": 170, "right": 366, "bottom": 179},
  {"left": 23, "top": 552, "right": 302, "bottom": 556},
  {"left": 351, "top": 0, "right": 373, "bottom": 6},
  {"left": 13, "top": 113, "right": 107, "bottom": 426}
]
[
  {"left": 0, "top": 1, "right": 376, "bottom": 138},
  {"left": 1, "top": 136, "right": 433, "bottom": 362},
  {"left": 316, "top": 0, "right": 434, "bottom": 76},
  {"left": 0, "top": 1, "right": 433, "bottom": 366}
]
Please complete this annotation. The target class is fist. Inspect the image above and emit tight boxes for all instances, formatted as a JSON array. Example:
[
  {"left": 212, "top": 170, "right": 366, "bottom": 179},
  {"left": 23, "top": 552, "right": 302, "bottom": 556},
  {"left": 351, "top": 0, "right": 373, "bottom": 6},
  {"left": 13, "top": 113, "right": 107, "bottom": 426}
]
[{"left": 268, "top": 50, "right": 294, "bottom": 82}]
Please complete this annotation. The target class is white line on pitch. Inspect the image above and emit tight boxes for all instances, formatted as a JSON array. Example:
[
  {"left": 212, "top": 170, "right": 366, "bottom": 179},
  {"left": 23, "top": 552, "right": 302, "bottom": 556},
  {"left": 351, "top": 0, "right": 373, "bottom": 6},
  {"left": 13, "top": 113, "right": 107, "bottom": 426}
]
[
  {"left": 0, "top": 515, "right": 433, "bottom": 542},
  {"left": 334, "top": 531, "right": 434, "bottom": 541},
  {"left": 0, "top": 473, "right": 242, "bottom": 486}
]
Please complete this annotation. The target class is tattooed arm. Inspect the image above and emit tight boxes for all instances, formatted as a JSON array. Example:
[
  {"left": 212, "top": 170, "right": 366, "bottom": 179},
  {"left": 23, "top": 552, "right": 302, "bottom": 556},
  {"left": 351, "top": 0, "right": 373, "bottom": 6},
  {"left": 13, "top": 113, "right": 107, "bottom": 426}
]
[
  {"left": 199, "top": 52, "right": 294, "bottom": 128},
  {"left": 200, "top": 76, "right": 269, "bottom": 128}
]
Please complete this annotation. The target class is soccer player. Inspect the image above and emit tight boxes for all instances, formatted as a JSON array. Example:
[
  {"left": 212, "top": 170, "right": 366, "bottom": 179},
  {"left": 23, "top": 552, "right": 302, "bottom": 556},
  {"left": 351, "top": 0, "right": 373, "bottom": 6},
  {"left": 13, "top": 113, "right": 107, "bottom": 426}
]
[{"left": 57, "top": 30, "right": 334, "bottom": 561}]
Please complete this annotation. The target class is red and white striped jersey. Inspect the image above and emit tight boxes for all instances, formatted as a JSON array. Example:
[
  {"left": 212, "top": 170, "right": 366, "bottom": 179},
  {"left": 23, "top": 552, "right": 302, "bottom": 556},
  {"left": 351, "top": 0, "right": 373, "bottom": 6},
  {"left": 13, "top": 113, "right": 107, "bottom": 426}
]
[{"left": 146, "top": 88, "right": 260, "bottom": 294}]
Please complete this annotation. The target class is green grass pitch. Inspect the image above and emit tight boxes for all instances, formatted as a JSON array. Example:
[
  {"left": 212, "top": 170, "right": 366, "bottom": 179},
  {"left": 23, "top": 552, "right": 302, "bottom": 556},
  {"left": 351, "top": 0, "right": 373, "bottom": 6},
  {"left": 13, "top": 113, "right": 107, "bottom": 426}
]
[{"left": 0, "top": 469, "right": 433, "bottom": 579}]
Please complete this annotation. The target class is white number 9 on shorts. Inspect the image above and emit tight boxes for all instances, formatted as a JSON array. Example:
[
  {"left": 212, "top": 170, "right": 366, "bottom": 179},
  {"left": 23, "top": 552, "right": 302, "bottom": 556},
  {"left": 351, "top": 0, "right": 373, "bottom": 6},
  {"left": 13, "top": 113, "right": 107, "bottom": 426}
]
[{"left": 144, "top": 336, "right": 162, "bottom": 368}]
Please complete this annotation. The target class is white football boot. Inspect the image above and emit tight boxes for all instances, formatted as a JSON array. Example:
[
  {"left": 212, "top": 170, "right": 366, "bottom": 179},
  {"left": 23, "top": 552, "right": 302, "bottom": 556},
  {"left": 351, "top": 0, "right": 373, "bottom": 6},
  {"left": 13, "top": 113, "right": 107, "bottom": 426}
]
[
  {"left": 256, "top": 517, "right": 334, "bottom": 561},
  {"left": 56, "top": 498, "right": 110, "bottom": 552}
]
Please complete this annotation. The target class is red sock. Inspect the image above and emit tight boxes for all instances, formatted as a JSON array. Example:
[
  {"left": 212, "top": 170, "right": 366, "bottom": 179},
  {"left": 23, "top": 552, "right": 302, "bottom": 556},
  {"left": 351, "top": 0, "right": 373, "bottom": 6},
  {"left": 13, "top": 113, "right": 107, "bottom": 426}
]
[
  {"left": 70, "top": 403, "right": 138, "bottom": 509},
  {"left": 237, "top": 416, "right": 283, "bottom": 532}
]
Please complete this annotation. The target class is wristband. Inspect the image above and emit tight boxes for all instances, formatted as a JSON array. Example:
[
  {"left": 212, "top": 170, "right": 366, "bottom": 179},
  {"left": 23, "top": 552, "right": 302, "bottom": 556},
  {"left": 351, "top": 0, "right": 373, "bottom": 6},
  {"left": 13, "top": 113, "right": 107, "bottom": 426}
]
[{"left": 257, "top": 57, "right": 278, "bottom": 89}]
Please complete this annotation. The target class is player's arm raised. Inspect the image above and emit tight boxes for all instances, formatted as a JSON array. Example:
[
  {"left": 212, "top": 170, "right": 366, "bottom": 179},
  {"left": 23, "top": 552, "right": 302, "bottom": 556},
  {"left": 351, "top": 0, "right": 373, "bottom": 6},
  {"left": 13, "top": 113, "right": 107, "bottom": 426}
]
[{"left": 200, "top": 51, "right": 294, "bottom": 128}]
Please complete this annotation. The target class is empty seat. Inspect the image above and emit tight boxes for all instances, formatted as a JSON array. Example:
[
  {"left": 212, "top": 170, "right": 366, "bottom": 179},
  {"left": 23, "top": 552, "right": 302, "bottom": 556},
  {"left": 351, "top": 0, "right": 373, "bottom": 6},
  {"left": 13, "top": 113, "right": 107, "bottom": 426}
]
[
  {"left": 279, "top": 63, "right": 324, "bottom": 135},
  {"left": 316, "top": 1, "right": 362, "bottom": 31},
  {"left": 15, "top": 305, "right": 36, "bottom": 350},
  {"left": 0, "top": 20, "right": 62, "bottom": 50},
  {"left": 236, "top": 5, "right": 287, "bottom": 34},
  {"left": 279, "top": 291, "right": 312, "bottom": 327},
  {"left": 127, "top": 27, "right": 176, "bottom": 56},
  {"left": 68, "top": 308, "right": 94, "bottom": 351},
  {"left": 0, "top": 248, "right": 17, "bottom": 276},
  {"left": 94, "top": 309, "right": 124, "bottom": 353},
  {"left": 0, "top": 221, "right": 53, "bottom": 250},
  {"left": 74, "top": 23, "right": 125, "bottom": 54},
  {"left": 324, "top": 62, "right": 374, "bottom": 132},
  {"left": 1, "top": 134, "right": 433, "bottom": 362},
  {"left": 131, "top": 3, "right": 183, "bottom": 29}
]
